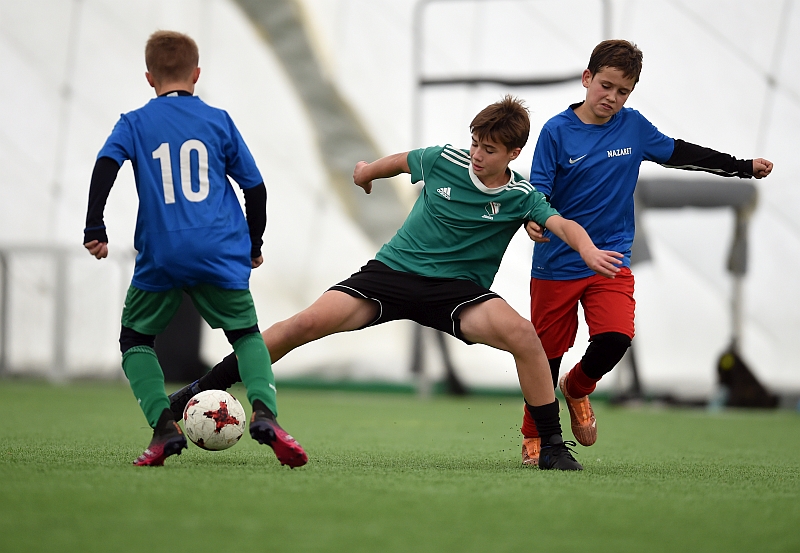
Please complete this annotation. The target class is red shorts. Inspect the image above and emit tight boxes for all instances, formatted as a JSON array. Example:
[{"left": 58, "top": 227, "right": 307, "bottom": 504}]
[{"left": 530, "top": 267, "right": 635, "bottom": 359}]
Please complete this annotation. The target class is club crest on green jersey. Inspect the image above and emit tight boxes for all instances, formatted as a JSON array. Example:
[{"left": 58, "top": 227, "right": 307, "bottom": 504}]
[{"left": 482, "top": 201, "right": 501, "bottom": 220}]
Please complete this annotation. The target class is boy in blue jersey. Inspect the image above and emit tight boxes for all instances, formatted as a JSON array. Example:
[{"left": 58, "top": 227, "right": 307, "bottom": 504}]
[
  {"left": 83, "top": 31, "right": 307, "bottom": 468},
  {"left": 169, "top": 96, "right": 625, "bottom": 471},
  {"left": 519, "top": 39, "right": 773, "bottom": 465}
]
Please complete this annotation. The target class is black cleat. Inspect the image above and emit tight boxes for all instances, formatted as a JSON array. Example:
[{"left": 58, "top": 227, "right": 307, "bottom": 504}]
[
  {"left": 538, "top": 434, "right": 583, "bottom": 471},
  {"left": 249, "top": 410, "right": 308, "bottom": 468},
  {"left": 169, "top": 380, "right": 201, "bottom": 421}
]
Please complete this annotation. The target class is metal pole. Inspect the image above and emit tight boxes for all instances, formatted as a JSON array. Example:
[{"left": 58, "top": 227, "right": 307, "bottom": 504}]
[
  {"left": 602, "top": 0, "right": 612, "bottom": 39},
  {"left": 53, "top": 250, "right": 68, "bottom": 380},
  {"left": 730, "top": 276, "right": 743, "bottom": 354},
  {"left": 411, "top": 0, "right": 429, "bottom": 149},
  {"left": 410, "top": 0, "right": 428, "bottom": 396},
  {"left": 0, "top": 252, "right": 8, "bottom": 375}
]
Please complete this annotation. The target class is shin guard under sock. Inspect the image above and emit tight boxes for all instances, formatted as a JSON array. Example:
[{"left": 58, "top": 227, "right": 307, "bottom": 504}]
[{"left": 121, "top": 346, "right": 170, "bottom": 428}]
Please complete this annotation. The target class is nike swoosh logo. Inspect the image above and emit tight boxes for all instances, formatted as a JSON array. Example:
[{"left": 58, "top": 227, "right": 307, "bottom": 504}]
[{"left": 569, "top": 155, "right": 587, "bottom": 164}]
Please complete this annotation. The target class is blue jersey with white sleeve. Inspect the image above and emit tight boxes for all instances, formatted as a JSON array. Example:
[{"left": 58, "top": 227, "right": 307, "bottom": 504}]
[
  {"left": 98, "top": 95, "right": 262, "bottom": 292},
  {"left": 528, "top": 105, "right": 674, "bottom": 280}
]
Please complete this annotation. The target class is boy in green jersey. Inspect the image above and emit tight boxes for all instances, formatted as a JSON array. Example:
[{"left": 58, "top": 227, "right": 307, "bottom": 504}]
[{"left": 170, "top": 95, "right": 622, "bottom": 470}]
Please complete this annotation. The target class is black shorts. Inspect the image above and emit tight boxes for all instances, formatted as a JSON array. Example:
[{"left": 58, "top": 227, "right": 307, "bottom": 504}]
[{"left": 329, "top": 260, "right": 500, "bottom": 344}]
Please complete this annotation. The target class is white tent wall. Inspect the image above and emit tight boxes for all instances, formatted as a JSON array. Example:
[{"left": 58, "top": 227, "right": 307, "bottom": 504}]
[
  {"left": 1, "top": 0, "right": 799, "bottom": 398},
  {"left": 0, "top": 0, "right": 414, "bottom": 383},
  {"left": 295, "top": 0, "right": 800, "bottom": 397}
]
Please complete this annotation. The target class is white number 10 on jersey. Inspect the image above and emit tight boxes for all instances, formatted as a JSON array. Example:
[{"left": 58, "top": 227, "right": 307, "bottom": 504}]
[{"left": 152, "top": 140, "right": 210, "bottom": 204}]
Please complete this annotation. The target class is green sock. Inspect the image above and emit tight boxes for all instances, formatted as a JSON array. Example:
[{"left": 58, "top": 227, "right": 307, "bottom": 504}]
[
  {"left": 121, "top": 346, "right": 170, "bottom": 428},
  {"left": 233, "top": 333, "right": 278, "bottom": 417}
]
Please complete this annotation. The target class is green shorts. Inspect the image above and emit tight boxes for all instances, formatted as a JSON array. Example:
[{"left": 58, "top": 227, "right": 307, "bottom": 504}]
[{"left": 121, "top": 283, "right": 259, "bottom": 336}]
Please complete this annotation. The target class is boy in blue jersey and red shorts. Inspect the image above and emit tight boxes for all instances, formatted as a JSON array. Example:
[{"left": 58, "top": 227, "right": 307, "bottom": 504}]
[
  {"left": 169, "top": 95, "right": 625, "bottom": 471},
  {"left": 519, "top": 39, "right": 774, "bottom": 465},
  {"left": 83, "top": 31, "right": 307, "bottom": 468}
]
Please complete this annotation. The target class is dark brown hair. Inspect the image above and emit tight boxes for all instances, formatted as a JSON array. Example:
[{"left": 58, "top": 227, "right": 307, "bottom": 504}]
[
  {"left": 145, "top": 30, "right": 199, "bottom": 83},
  {"left": 470, "top": 95, "right": 530, "bottom": 151},
  {"left": 587, "top": 39, "right": 643, "bottom": 83}
]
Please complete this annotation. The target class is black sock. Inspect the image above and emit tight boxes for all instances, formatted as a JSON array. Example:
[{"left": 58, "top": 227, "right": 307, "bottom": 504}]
[
  {"left": 198, "top": 352, "right": 241, "bottom": 391},
  {"left": 525, "top": 400, "right": 562, "bottom": 444},
  {"left": 252, "top": 399, "right": 276, "bottom": 421}
]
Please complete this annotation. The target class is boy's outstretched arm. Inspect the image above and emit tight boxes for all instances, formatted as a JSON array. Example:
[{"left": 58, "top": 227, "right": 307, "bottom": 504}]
[
  {"left": 542, "top": 215, "right": 623, "bottom": 278},
  {"left": 662, "top": 140, "right": 773, "bottom": 179},
  {"left": 353, "top": 152, "right": 410, "bottom": 194}
]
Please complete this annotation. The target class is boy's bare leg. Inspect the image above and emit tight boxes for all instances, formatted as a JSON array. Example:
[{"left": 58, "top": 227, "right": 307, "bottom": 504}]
[
  {"left": 263, "top": 290, "right": 379, "bottom": 363},
  {"left": 459, "top": 298, "right": 555, "bottom": 407}
]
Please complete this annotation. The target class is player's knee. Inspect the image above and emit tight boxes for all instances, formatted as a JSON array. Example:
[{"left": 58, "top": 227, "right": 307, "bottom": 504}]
[
  {"left": 591, "top": 331, "right": 631, "bottom": 353},
  {"left": 503, "top": 316, "right": 542, "bottom": 353},
  {"left": 119, "top": 326, "right": 155, "bottom": 354},
  {"left": 582, "top": 331, "right": 631, "bottom": 379},
  {"left": 288, "top": 309, "right": 327, "bottom": 340}
]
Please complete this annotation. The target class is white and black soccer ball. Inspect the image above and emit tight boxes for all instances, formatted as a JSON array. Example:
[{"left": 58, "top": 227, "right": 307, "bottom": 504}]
[{"left": 182, "top": 389, "right": 246, "bottom": 451}]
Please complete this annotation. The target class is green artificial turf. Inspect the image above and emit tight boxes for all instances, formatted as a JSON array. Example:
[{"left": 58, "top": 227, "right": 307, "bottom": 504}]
[{"left": 1, "top": 380, "right": 798, "bottom": 553}]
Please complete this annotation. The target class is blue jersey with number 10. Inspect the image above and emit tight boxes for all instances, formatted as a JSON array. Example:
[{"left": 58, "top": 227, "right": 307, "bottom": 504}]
[{"left": 98, "top": 95, "right": 263, "bottom": 292}]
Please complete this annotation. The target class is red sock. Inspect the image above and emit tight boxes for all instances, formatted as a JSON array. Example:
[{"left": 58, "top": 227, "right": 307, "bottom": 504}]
[
  {"left": 520, "top": 403, "right": 539, "bottom": 438},
  {"left": 566, "top": 362, "right": 600, "bottom": 398}
]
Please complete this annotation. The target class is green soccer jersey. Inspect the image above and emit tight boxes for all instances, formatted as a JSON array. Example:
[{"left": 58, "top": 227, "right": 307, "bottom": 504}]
[{"left": 375, "top": 144, "right": 559, "bottom": 289}]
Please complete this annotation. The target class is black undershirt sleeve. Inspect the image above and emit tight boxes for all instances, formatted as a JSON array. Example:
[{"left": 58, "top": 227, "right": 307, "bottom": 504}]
[
  {"left": 83, "top": 156, "right": 121, "bottom": 244},
  {"left": 242, "top": 183, "right": 267, "bottom": 259},
  {"left": 661, "top": 139, "right": 753, "bottom": 178}
]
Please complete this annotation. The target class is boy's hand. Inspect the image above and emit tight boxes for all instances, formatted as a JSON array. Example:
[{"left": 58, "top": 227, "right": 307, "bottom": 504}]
[
  {"left": 252, "top": 256, "right": 263, "bottom": 269},
  {"left": 525, "top": 220, "right": 550, "bottom": 243},
  {"left": 752, "top": 158, "right": 773, "bottom": 179},
  {"left": 353, "top": 161, "right": 373, "bottom": 194},
  {"left": 84, "top": 240, "right": 108, "bottom": 259},
  {"left": 580, "top": 247, "right": 624, "bottom": 279}
]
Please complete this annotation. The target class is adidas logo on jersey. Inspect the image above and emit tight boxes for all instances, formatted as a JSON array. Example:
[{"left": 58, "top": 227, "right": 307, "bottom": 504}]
[{"left": 437, "top": 187, "right": 451, "bottom": 200}]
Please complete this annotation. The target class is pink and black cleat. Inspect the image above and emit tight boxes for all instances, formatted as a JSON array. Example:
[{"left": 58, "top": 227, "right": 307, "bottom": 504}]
[
  {"left": 249, "top": 411, "right": 308, "bottom": 468},
  {"left": 133, "top": 414, "right": 188, "bottom": 467}
]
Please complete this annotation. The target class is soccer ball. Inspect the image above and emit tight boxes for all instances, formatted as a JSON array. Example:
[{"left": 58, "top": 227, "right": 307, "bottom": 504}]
[{"left": 182, "top": 389, "right": 247, "bottom": 451}]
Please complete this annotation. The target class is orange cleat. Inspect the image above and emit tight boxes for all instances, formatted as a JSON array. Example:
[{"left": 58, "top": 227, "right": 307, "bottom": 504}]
[
  {"left": 521, "top": 436, "right": 541, "bottom": 466},
  {"left": 559, "top": 374, "right": 597, "bottom": 446}
]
